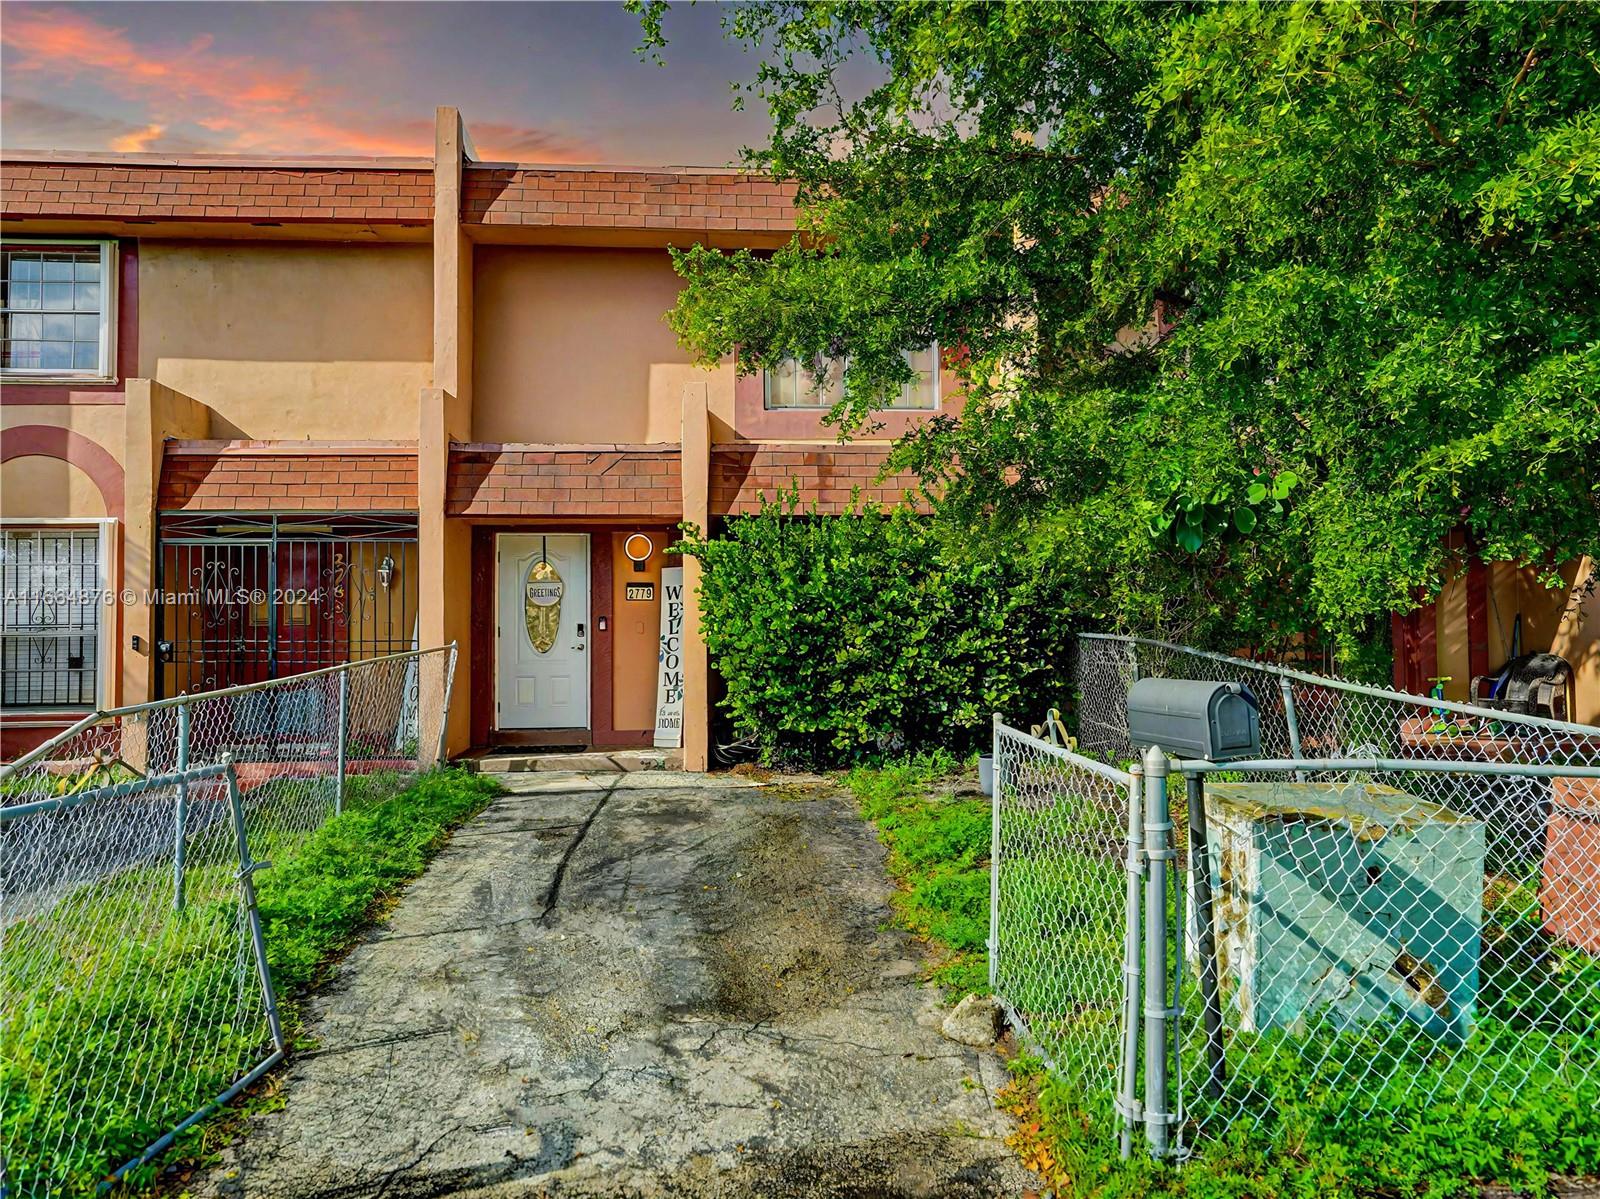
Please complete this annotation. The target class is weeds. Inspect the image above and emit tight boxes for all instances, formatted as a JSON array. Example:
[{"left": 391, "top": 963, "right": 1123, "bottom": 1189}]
[{"left": 845, "top": 751, "right": 991, "bottom": 995}]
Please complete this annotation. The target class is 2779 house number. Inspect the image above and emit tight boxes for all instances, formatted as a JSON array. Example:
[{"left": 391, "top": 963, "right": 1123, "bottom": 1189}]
[{"left": 625, "top": 583, "right": 655, "bottom": 601}]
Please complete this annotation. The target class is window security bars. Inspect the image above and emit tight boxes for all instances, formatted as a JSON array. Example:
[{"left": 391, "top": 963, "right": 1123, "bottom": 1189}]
[
  {"left": 0, "top": 644, "right": 457, "bottom": 1192},
  {"left": 992, "top": 637, "right": 1600, "bottom": 1164},
  {"left": 762, "top": 344, "right": 940, "bottom": 411},
  {"left": 1, "top": 527, "right": 102, "bottom": 708}
]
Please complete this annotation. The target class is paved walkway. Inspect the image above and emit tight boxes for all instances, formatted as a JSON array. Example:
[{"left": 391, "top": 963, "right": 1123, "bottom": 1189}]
[{"left": 197, "top": 773, "right": 1030, "bottom": 1198}]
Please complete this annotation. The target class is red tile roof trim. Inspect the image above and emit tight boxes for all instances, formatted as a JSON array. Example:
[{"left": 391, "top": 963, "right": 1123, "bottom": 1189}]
[
  {"left": 3, "top": 162, "right": 432, "bottom": 224},
  {"left": 462, "top": 167, "right": 798, "bottom": 233},
  {"left": 446, "top": 445, "right": 682, "bottom": 518},
  {"left": 158, "top": 452, "right": 418, "bottom": 511},
  {"left": 710, "top": 444, "right": 929, "bottom": 516}
]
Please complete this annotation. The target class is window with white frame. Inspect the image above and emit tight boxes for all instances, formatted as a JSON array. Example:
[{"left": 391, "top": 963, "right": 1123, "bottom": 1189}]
[
  {"left": 1, "top": 526, "right": 105, "bottom": 708},
  {"left": 763, "top": 344, "right": 939, "bottom": 411},
  {"left": 1, "top": 241, "right": 116, "bottom": 379}
]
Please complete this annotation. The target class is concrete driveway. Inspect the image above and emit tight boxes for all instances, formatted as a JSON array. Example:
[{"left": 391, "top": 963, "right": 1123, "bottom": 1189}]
[{"left": 196, "top": 773, "right": 1031, "bottom": 1198}]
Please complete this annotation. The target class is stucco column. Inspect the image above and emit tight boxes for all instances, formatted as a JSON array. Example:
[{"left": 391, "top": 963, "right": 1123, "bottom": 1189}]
[
  {"left": 418, "top": 387, "right": 472, "bottom": 761},
  {"left": 419, "top": 107, "right": 476, "bottom": 760},
  {"left": 122, "top": 379, "right": 207, "bottom": 708},
  {"left": 680, "top": 382, "right": 711, "bottom": 771}
]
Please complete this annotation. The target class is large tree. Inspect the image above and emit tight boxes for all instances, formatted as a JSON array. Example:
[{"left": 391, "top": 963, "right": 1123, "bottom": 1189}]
[{"left": 639, "top": 1, "right": 1600, "bottom": 670}]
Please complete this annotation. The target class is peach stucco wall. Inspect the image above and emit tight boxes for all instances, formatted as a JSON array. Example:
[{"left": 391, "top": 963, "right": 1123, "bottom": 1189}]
[
  {"left": 1, "top": 456, "right": 108, "bottom": 518},
  {"left": 1, "top": 403, "right": 127, "bottom": 520},
  {"left": 137, "top": 242, "right": 432, "bottom": 440},
  {"left": 472, "top": 246, "right": 730, "bottom": 444},
  {"left": 1434, "top": 557, "right": 1599, "bottom": 724}
]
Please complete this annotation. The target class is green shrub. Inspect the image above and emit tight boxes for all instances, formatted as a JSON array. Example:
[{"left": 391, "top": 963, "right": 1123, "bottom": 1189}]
[
  {"left": 1, "top": 767, "right": 499, "bottom": 1196},
  {"left": 682, "top": 496, "right": 1074, "bottom": 767}
]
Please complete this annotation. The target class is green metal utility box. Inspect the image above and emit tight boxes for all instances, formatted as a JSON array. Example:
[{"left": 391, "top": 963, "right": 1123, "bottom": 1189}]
[{"left": 1201, "top": 781, "right": 1485, "bottom": 1042}]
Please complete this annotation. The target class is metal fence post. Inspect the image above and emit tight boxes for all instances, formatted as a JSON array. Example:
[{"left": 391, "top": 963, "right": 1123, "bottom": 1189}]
[
  {"left": 223, "top": 759, "right": 286, "bottom": 1056},
  {"left": 989, "top": 712, "right": 1003, "bottom": 993},
  {"left": 1142, "top": 744, "right": 1173, "bottom": 1158},
  {"left": 1186, "top": 770, "right": 1226, "bottom": 1099},
  {"left": 1118, "top": 762, "right": 1146, "bottom": 1160},
  {"left": 1278, "top": 674, "right": 1307, "bottom": 781},
  {"left": 334, "top": 668, "right": 349, "bottom": 816},
  {"left": 434, "top": 641, "right": 458, "bottom": 769},
  {"left": 173, "top": 702, "right": 190, "bottom": 912}
]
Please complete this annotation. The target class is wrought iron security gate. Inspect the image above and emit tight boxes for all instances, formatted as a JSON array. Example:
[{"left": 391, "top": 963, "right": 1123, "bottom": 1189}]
[{"left": 156, "top": 512, "right": 419, "bottom": 698}]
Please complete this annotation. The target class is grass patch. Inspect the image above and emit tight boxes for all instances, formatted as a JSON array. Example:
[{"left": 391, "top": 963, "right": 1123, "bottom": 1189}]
[
  {"left": 1003, "top": 1024, "right": 1600, "bottom": 1199},
  {"left": 844, "top": 752, "right": 991, "bottom": 996},
  {"left": 1, "top": 767, "right": 500, "bottom": 1197}
]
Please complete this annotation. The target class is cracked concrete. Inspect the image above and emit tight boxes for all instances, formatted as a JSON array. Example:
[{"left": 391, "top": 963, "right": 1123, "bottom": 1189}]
[{"left": 194, "top": 773, "right": 1032, "bottom": 1198}]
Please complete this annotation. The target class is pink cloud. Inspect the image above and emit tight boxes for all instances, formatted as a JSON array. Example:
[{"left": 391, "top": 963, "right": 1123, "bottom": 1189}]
[
  {"left": 0, "top": 6, "right": 601, "bottom": 161},
  {"left": 1, "top": 96, "right": 211, "bottom": 153}
]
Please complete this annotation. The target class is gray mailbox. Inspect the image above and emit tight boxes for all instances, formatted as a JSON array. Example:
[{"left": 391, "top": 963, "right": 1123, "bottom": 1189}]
[{"left": 1128, "top": 677, "right": 1261, "bottom": 761}]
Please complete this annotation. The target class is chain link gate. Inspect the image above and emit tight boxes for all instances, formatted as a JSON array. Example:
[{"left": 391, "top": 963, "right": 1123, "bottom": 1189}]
[
  {"left": 990, "top": 720, "right": 1147, "bottom": 1143},
  {"left": 0, "top": 762, "right": 286, "bottom": 1194},
  {"left": 1, "top": 644, "right": 457, "bottom": 1192},
  {"left": 999, "top": 634, "right": 1600, "bottom": 1165}
]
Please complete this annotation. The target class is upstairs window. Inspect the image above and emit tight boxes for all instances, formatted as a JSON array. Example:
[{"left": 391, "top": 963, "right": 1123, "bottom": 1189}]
[
  {"left": 1, "top": 241, "right": 116, "bottom": 381},
  {"left": 763, "top": 344, "right": 940, "bottom": 412}
]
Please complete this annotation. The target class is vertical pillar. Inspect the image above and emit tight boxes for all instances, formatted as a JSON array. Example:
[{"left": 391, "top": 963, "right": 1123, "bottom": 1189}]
[
  {"left": 1142, "top": 744, "right": 1173, "bottom": 1158},
  {"left": 680, "top": 382, "right": 711, "bottom": 772},
  {"left": 1466, "top": 555, "right": 1490, "bottom": 686},
  {"left": 122, "top": 380, "right": 207, "bottom": 711},
  {"left": 1390, "top": 611, "right": 1412, "bottom": 692},
  {"left": 420, "top": 107, "right": 476, "bottom": 759}
]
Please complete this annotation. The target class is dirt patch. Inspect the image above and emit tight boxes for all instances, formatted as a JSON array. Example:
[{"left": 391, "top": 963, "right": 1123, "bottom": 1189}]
[
  {"left": 621, "top": 1132, "right": 1017, "bottom": 1199},
  {"left": 704, "top": 799, "right": 892, "bottom": 1022}
]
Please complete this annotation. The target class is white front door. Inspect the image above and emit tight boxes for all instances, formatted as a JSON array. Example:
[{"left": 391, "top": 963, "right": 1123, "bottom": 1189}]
[{"left": 496, "top": 533, "right": 590, "bottom": 729}]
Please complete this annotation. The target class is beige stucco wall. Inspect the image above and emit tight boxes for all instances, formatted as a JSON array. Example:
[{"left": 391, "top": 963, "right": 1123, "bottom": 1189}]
[
  {"left": 473, "top": 247, "right": 728, "bottom": 444},
  {"left": 0, "top": 456, "right": 107, "bottom": 518},
  {"left": 1434, "top": 557, "right": 1599, "bottom": 723},
  {"left": 138, "top": 242, "right": 432, "bottom": 440},
  {"left": 1, "top": 403, "right": 126, "bottom": 519}
]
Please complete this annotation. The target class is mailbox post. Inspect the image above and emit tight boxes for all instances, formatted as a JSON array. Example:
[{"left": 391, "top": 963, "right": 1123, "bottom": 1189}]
[{"left": 1125, "top": 678, "right": 1261, "bottom": 1152}]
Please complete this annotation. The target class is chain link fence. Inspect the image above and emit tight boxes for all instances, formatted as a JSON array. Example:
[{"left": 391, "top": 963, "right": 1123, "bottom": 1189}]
[
  {"left": 993, "top": 635, "right": 1600, "bottom": 1162},
  {"left": 1, "top": 645, "right": 456, "bottom": 1195},
  {"left": 991, "top": 722, "right": 1136, "bottom": 1105}
]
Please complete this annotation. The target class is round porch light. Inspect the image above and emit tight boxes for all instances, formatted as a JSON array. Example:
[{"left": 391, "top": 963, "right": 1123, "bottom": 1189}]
[{"left": 624, "top": 534, "right": 654, "bottom": 563}]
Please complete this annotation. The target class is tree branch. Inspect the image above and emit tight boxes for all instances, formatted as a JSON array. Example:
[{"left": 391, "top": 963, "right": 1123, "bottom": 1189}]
[
  {"left": 1393, "top": 83, "right": 1452, "bottom": 148},
  {"left": 1497, "top": 46, "right": 1541, "bottom": 129}
]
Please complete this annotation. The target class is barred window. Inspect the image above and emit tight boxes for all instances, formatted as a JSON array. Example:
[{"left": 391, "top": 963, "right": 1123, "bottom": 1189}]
[
  {"left": 763, "top": 344, "right": 940, "bottom": 411},
  {"left": 1, "top": 527, "right": 102, "bottom": 708},
  {"left": 1, "top": 241, "right": 116, "bottom": 379}
]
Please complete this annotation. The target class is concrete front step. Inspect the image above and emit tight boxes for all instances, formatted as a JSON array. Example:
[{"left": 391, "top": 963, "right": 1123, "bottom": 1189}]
[{"left": 460, "top": 749, "right": 679, "bottom": 774}]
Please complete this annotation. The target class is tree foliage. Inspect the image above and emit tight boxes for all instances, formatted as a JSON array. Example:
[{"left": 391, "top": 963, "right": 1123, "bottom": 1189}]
[{"left": 638, "top": 0, "right": 1600, "bottom": 669}]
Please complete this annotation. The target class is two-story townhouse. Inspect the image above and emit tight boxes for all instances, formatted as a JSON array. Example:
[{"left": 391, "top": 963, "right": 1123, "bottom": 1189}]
[{"left": 1, "top": 107, "right": 950, "bottom": 765}]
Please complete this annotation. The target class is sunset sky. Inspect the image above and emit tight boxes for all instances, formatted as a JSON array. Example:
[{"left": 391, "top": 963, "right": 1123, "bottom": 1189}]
[{"left": 0, "top": 1, "right": 771, "bottom": 164}]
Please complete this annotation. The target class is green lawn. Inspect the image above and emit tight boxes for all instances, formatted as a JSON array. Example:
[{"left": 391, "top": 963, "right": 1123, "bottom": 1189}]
[{"left": 1, "top": 767, "right": 500, "bottom": 1197}]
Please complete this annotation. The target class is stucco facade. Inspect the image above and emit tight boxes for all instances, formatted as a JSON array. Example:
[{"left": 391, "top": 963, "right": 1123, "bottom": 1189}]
[{"left": 1, "top": 108, "right": 944, "bottom": 764}]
